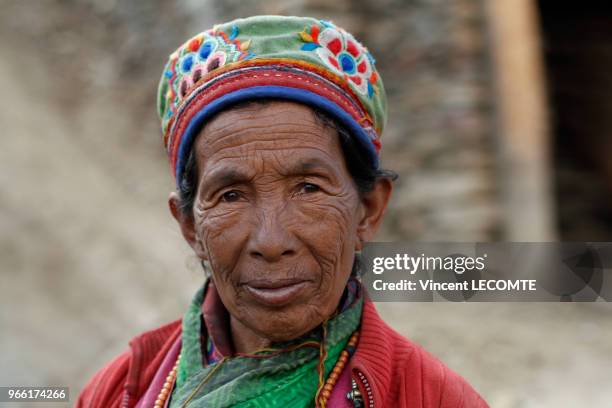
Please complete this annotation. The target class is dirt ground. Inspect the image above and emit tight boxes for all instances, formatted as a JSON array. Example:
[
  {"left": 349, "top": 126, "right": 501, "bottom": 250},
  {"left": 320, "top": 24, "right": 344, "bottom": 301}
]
[{"left": 1, "top": 3, "right": 611, "bottom": 408}]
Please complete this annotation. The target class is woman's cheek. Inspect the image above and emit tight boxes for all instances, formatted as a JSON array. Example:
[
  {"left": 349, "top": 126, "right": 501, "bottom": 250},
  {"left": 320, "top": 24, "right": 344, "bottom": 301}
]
[
  {"left": 294, "top": 199, "right": 355, "bottom": 248},
  {"left": 197, "top": 205, "right": 251, "bottom": 279},
  {"left": 293, "top": 201, "right": 355, "bottom": 291},
  {"left": 198, "top": 201, "right": 251, "bottom": 235}
]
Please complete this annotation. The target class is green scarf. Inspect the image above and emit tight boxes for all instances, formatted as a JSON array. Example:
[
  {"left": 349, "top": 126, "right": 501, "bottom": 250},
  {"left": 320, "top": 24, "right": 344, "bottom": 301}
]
[{"left": 170, "top": 283, "right": 363, "bottom": 408}]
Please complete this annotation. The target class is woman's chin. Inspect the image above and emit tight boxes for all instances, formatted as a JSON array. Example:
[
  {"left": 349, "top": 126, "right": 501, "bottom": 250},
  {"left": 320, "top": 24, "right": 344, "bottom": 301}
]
[{"left": 238, "top": 305, "right": 327, "bottom": 344}]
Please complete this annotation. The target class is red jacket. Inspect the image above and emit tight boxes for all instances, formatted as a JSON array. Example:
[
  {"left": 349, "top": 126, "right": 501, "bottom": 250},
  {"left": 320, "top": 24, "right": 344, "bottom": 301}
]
[{"left": 77, "top": 300, "right": 488, "bottom": 407}]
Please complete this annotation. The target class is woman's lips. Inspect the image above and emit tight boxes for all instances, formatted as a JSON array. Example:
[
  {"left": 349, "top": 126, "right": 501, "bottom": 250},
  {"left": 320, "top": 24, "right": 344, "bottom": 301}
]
[{"left": 243, "top": 278, "right": 310, "bottom": 307}]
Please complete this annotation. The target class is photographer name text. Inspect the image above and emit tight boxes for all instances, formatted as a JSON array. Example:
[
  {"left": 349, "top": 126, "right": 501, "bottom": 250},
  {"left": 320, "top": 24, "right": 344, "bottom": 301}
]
[{"left": 372, "top": 279, "right": 537, "bottom": 292}]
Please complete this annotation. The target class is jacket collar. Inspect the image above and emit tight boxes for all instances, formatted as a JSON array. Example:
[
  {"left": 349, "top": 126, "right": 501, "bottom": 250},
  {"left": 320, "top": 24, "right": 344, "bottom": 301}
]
[{"left": 350, "top": 297, "right": 414, "bottom": 407}]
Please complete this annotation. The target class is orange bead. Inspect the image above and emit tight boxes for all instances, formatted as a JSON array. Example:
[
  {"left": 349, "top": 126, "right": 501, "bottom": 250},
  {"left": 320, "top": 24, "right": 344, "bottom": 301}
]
[{"left": 155, "top": 354, "right": 181, "bottom": 407}]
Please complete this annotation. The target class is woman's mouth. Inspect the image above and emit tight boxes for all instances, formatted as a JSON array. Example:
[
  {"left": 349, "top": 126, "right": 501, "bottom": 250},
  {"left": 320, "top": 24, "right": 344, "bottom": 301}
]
[{"left": 243, "top": 278, "right": 310, "bottom": 307}]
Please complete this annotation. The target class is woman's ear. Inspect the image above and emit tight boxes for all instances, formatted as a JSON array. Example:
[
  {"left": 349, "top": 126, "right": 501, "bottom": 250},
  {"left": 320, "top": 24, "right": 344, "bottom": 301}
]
[
  {"left": 168, "top": 192, "right": 208, "bottom": 260},
  {"left": 355, "top": 178, "right": 393, "bottom": 251}
]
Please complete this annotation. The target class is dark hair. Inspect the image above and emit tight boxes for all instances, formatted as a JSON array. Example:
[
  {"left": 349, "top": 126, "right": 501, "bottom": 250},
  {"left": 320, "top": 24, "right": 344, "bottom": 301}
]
[{"left": 177, "top": 99, "right": 398, "bottom": 215}]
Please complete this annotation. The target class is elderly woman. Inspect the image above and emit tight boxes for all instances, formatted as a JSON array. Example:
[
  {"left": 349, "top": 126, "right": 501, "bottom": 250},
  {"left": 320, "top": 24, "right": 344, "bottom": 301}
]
[{"left": 77, "top": 16, "right": 487, "bottom": 408}]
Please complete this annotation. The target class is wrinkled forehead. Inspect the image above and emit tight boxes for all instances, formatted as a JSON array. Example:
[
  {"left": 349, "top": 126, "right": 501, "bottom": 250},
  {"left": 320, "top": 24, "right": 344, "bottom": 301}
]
[{"left": 193, "top": 101, "right": 345, "bottom": 173}]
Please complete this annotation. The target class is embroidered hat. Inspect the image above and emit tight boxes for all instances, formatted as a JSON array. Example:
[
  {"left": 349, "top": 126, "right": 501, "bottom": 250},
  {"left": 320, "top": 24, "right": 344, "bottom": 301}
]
[{"left": 157, "top": 15, "right": 387, "bottom": 186}]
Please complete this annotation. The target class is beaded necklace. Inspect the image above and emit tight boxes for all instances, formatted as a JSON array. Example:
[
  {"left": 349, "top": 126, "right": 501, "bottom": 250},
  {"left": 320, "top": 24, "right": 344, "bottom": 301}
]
[
  {"left": 316, "top": 330, "right": 360, "bottom": 408},
  {"left": 154, "top": 353, "right": 181, "bottom": 408}
]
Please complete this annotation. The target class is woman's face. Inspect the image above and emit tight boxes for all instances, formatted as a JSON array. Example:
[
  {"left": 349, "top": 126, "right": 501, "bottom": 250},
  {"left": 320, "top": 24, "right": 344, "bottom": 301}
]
[{"left": 173, "top": 101, "right": 389, "bottom": 342}]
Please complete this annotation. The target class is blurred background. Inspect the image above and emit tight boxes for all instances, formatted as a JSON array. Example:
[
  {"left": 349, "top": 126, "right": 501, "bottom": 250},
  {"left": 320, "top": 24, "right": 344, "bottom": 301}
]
[{"left": 1, "top": 0, "right": 611, "bottom": 407}]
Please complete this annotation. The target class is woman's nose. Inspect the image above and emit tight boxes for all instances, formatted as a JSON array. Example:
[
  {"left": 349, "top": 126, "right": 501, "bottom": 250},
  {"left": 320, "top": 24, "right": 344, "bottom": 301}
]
[{"left": 247, "top": 209, "right": 298, "bottom": 262}]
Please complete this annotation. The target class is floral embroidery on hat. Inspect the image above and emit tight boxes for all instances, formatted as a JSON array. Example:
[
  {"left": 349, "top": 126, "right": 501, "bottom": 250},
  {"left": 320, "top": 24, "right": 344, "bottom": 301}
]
[
  {"left": 299, "top": 20, "right": 378, "bottom": 97},
  {"left": 160, "top": 26, "right": 254, "bottom": 136}
]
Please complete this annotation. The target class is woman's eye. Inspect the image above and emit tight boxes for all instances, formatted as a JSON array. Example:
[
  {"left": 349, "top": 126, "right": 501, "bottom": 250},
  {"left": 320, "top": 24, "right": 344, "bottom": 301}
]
[
  {"left": 221, "top": 190, "right": 242, "bottom": 202},
  {"left": 299, "top": 182, "right": 320, "bottom": 194}
]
